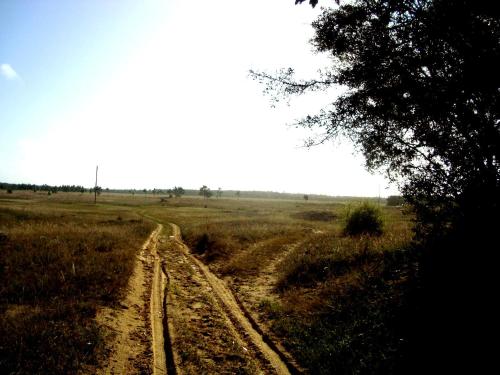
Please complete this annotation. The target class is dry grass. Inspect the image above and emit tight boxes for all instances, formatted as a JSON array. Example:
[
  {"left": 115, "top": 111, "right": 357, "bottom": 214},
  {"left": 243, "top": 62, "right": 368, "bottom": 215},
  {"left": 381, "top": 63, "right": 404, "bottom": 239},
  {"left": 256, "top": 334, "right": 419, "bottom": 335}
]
[
  {"left": 0, "top": 193, "right": 154, "bottom": 374},
  {"left": 0, "top": 190, "right": 416, "bottom": 374},
  {"left": 147, "top": 197, "right": 416, "bottom": 374},
  {"left": 264, "top": 207, "right": 415, "bottom": 374}
]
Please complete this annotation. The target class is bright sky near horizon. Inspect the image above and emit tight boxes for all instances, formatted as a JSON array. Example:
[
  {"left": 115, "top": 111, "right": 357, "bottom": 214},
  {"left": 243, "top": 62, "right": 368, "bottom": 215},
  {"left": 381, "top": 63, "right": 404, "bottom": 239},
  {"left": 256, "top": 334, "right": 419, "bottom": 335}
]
[{"left": 0, "top": 0, "right": 398, "bottom": 197}]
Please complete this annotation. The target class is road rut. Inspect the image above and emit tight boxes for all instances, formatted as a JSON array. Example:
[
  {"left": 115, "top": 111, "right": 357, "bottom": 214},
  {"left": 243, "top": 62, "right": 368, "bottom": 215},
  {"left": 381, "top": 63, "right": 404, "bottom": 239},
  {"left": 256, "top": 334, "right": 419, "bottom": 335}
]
[
  {"left": 166, "top": 223, "right": 292, "bottom": 375},
  {"left": 96, "top": 224, "right": 167, "bottom": 375}
]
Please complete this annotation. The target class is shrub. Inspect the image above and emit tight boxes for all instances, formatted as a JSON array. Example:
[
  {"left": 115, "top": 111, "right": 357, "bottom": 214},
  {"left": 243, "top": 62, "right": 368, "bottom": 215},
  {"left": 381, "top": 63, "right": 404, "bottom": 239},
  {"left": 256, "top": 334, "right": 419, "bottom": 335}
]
[
  {"left": 191, "top": 233, "right": 230, "bottom": 262},
  {"left": 386, "top": 195, "right": 405, "bottom": 206},
  {"left": 344, "top": 203, "right": 383, "bottom": 236}
]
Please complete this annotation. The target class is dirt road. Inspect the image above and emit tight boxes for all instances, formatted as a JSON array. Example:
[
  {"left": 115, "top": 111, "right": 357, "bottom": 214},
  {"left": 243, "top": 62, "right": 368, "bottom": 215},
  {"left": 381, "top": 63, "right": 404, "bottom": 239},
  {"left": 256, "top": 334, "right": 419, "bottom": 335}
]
[
  {"left": 161, "top": 223, "right": 294, "bottom": 375},
  {"left": 96, "top": 224, "right": 167, "bottom": 375},
  {"left": 95, "top": 221, "right": 296, "bottom": 374}
]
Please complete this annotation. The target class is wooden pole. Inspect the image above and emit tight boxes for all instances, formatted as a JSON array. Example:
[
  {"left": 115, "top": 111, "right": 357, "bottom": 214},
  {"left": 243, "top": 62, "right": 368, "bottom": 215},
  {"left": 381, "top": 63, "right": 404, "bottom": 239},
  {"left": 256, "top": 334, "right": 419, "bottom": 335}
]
[{"left": 94, "top": 165, "right": 98, "bottom": 204}]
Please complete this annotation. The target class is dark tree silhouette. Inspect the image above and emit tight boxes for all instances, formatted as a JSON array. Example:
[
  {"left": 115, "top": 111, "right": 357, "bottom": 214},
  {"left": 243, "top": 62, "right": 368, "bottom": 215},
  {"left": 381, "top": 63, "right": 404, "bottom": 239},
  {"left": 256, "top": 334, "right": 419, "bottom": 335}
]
[
  {"left": 253, "top": 1, "right": 499, "bottom": 372},
  {"left": 254, "top": 1, "right": 499, "bottom": 237}
]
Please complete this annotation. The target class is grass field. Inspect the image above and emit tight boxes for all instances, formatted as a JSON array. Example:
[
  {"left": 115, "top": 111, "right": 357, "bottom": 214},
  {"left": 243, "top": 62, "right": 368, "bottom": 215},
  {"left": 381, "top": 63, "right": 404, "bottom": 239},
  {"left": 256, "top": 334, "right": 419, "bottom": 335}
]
[
  {"left": 140, "top": 195, "right": 415, "bottom": 373},
  {"left": 0, "top": 191, "right": 154, "bottom": 374},
  {"left": 0, "top": 190, "right": 415, "bottom": 374}
]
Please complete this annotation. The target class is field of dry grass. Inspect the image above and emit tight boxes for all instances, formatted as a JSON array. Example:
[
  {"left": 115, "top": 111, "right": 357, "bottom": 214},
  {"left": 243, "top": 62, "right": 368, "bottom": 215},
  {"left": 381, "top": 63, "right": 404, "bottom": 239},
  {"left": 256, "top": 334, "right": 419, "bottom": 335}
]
[
  {"left": 1, "top": 190, "right": 415, "bottom": 374},
  {"left": 144, "top": 195, "right": 415, "bottom": 374},
  {"left": 0, "top": 191, "right": 154, "bottom": 374}
]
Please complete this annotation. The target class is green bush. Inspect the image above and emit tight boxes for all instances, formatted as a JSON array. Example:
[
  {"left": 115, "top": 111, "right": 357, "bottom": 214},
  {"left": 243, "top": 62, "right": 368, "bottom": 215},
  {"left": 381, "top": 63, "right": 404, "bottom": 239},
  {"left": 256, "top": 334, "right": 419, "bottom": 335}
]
[
  {"left": 344, "top": 203, "right": 383, "bottom": 236},
  {"left": 386, "top": 195, "right": 405, "bottom": 206}
]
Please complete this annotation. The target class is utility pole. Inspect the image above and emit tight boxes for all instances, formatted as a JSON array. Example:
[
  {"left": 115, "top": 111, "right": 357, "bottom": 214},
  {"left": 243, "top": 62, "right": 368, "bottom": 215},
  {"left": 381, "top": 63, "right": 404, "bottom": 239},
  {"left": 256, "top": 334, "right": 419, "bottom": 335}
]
[{"left": 94, "top": 165, "right": 98, "bottom": 204}]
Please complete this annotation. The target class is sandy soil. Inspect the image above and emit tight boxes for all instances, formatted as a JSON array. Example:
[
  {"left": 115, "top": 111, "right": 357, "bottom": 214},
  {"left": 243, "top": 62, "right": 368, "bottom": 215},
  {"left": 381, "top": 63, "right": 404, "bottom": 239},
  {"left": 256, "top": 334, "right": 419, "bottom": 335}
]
[
  {"left": 228, "top": 244, "right": 304, "bottom": 373},
  {"left": 93, "top": 220, "right": 297, "bottom": 374},
  {"left": 95, "top": 224, "right": 166, "bottom": 375},
  {"left": 161, "top": 223, "right": 293, "bottom": 375}
]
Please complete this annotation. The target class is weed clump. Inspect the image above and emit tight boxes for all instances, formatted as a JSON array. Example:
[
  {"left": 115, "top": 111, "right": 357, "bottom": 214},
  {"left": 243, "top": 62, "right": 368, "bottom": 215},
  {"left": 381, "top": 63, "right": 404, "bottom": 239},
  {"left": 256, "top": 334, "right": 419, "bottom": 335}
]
[
  {"left": 190, "top": 232, "right": 231, "bottom": 262},
  {"left": 344, "top": 203, "right": 383, "bottom": 236}
]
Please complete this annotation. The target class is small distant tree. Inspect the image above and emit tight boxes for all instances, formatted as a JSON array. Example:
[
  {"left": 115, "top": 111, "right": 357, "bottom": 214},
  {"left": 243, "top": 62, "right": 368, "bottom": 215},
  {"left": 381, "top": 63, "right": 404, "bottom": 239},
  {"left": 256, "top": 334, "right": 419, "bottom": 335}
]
[
  {"left": 143, "top": 189, "right": 147, "bottom": 195},
  {"left": 235, "top": 191, "right": 241, "bottom": 199},
  {"left": 199, "top": 185, "right": 212, "bottom": 199},
  {"left": 173, "top": 186, "right": 185, "bottom": 198},
  {"left": 216, "top": 187, "right": 223, "bottom": 199},
  {"left": 303, "top": 194, "right": 309, "bottom": 201}
]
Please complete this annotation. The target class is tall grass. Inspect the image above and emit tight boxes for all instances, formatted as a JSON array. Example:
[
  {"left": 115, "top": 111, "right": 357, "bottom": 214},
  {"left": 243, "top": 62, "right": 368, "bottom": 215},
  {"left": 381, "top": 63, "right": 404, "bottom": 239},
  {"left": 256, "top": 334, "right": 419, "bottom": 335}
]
[
  {"left": 149, "top": 196, "right": 416, "bottom": 373},
  {"left": 265, "top": 209, "right": 415, "bottom": 374},
  {"left": 0, "top": 200, "right": 154, "bottom": 374}
]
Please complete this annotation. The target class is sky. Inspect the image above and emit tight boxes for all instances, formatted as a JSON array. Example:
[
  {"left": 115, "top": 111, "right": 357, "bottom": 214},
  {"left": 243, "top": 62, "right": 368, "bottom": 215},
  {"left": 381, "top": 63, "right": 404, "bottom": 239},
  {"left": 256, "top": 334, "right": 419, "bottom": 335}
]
[{"left": 0, "top": 0, "right": 398, "bottom": 197}]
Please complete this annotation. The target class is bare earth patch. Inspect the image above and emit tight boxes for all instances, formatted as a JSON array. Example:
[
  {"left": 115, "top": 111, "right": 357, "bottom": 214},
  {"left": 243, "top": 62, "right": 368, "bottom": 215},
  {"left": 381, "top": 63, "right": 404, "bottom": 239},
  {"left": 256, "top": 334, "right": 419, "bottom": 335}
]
[
  {"left": 95, "top": 225, "right": 164, "bottom": 375},
  {"left": 159, "top": 223, "right": 294, "bottom": 374}
]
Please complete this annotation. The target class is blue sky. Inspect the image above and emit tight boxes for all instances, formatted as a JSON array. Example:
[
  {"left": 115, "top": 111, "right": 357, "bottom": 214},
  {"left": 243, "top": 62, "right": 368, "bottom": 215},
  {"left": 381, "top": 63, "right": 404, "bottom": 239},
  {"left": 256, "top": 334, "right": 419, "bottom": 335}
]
[{"left": 1, "top": 0, "right": 398, "bottom": 197}]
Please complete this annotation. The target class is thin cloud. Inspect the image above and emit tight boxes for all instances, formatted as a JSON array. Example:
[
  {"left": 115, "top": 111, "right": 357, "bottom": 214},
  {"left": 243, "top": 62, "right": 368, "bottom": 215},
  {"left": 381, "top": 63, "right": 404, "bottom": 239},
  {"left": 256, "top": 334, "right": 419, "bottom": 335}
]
[{"left": 1, "top": 63, "right": 20, "bottom": 80}]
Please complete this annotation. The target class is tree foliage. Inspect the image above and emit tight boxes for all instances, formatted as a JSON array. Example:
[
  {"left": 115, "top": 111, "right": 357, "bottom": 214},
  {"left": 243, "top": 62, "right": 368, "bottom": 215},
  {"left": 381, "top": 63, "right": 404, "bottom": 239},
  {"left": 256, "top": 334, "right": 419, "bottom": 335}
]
[
  {"left": 172, "top": 186, "right": 185, "bottom": 198},
  {"left": 255, "top": 0, "right": 500, "bottom": 239},
  {"left": 199, "top": 185, "right": 213, "bottom": 199},
  {"left": 253, "top": 2, "right": 499, "bottom": 371}
]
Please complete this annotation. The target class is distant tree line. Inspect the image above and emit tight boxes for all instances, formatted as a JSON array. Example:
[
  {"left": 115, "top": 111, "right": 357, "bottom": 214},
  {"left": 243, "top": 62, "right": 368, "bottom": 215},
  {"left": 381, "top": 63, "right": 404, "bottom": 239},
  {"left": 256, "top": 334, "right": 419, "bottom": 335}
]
[{"left": 0, "top": 182, "right": 87, "bottom": 193}]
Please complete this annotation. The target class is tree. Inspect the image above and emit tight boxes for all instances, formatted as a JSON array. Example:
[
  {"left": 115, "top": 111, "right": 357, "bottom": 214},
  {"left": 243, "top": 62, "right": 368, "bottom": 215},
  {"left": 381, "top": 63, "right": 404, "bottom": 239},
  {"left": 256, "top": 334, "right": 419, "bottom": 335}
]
[
  {"left": 254, "top": 0, "right": 499, "bottom": 371},
  {"left": 199, "top": 185, "right": 212, "bottom": 199},
  {"left": 303, "top": 194, "right": 309, "bottom": 201},
  {"left": 173, "top": 186, "right": 185, "bottom": 198},
  {"left": 216, "top": 187, "right": 223, "bottom": 199},
  {"left": 235, "top": 190, "right": 241, "bottom": 199},
  {"left": 255, "top": 1, "right": 499, "bottom": 236}
]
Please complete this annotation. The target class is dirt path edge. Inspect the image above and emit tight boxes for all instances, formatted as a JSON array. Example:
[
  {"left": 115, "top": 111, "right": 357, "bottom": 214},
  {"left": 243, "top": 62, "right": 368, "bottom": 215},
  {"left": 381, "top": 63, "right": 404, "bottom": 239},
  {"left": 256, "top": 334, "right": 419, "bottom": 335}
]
[{"left": 169, "top": 223, "right": 297, "bottom": 375}]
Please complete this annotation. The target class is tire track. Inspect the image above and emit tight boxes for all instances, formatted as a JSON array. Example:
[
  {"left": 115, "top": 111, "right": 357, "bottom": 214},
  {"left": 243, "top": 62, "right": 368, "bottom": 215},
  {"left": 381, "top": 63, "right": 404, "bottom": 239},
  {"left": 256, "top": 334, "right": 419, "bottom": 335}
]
[
  {"left": 168, "top": 223, "right": 294, "bottom": 375},
  {"left": 160, "top": 262, "right": 179, "bottom": 375},
  {"left": 149, "top": 224, "right": 168, "bottom": 375},
  {"left": 95, "top": 223, "right": 175, "bottom": 375},
  {"left": 96, "top": 224, "right": 162, "bottom": 375}
]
